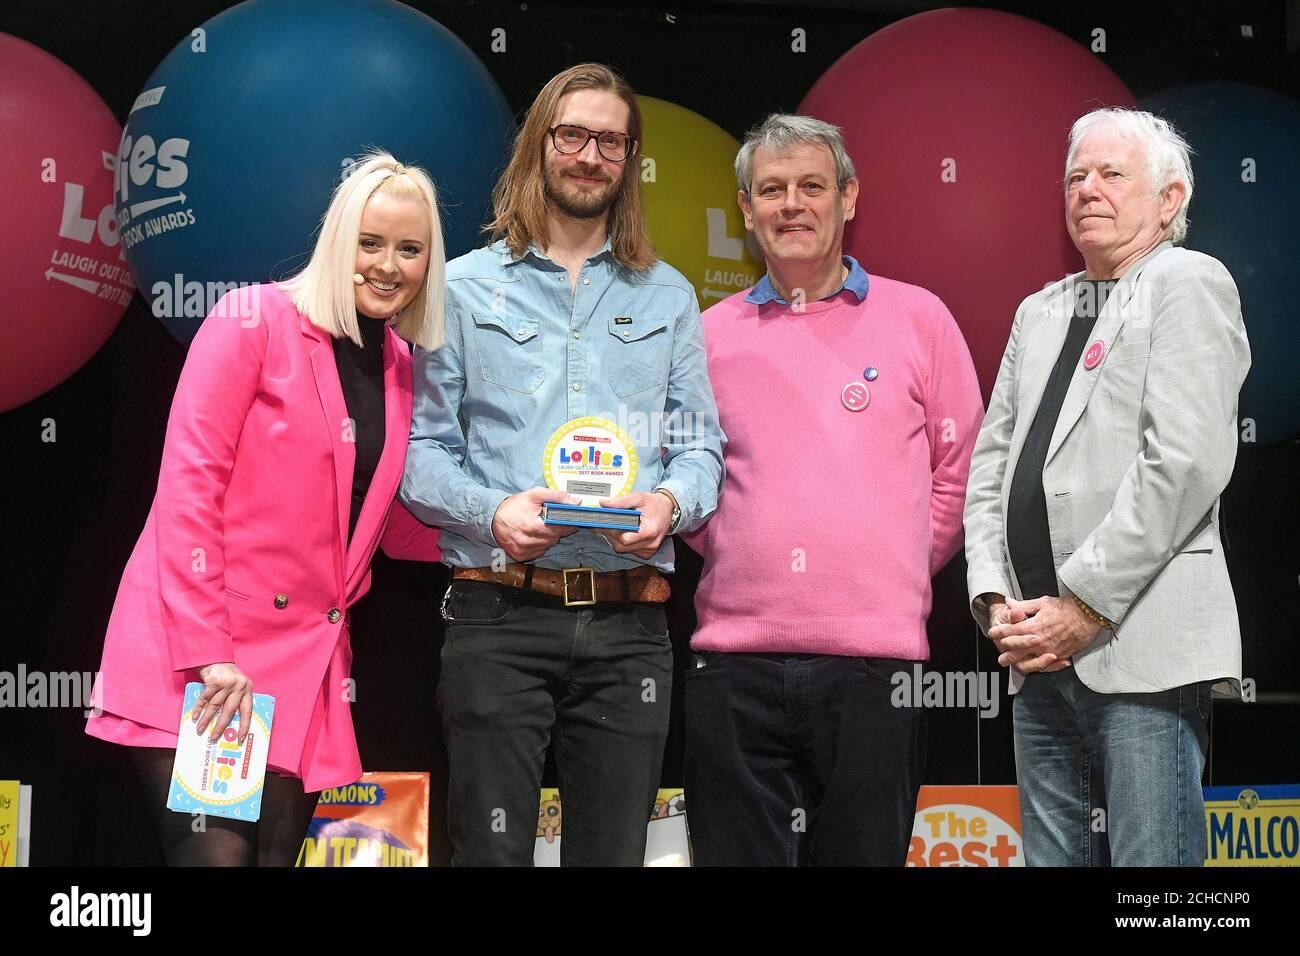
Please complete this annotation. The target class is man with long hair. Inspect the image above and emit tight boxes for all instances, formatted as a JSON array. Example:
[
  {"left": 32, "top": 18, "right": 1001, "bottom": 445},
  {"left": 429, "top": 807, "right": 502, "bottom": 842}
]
[{"left": 401, "top": 64, "right": 724, "bottom": 866}]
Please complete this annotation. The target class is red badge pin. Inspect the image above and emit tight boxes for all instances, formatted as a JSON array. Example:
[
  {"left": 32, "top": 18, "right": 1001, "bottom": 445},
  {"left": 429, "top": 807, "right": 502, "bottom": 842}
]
[
  {"left": 1083, "top": 340, "right": 1105, "bottom": 371},
  {"left": 841, "top": 381, "right": 870, "bottom": 411}
]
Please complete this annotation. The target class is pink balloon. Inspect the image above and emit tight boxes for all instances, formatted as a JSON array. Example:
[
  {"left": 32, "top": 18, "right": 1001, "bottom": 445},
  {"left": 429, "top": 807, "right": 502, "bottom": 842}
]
[
  {"left": 0, "top": 34, "right": 133, "bottom": 412},
  {"left": 799, "top": 9, "right": 1136, "bottom": 401}
]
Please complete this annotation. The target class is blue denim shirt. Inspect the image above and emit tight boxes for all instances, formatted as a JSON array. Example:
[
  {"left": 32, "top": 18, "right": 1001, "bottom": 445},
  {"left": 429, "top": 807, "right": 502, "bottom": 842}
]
[
  {"left": 744, "top": 255, "right": 870, "bottom": 305},
  {"left": 400, "top": 237, "right": 726, "bottom": 571}
]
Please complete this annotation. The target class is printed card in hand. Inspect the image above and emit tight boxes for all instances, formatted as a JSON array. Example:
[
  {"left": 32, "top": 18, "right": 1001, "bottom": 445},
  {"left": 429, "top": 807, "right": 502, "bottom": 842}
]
[{"left": 166, "top": 682, "right": 275, "bottom": 822}]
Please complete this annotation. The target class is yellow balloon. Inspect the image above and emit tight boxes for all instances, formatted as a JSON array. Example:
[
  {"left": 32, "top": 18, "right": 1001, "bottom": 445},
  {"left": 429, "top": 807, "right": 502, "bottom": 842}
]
[{"left": 637, "top": 96, "right": 764, "bottom": 309}]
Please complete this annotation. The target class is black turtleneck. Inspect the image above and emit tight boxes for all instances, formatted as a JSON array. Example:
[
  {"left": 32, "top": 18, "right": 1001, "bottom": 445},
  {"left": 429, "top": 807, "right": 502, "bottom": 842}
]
[
  {"left": 331, "top": 315, "right": 388, "bottom": 544},
  {"left": 1006, "top": 279, "right": 1116, "bottom": 599}
]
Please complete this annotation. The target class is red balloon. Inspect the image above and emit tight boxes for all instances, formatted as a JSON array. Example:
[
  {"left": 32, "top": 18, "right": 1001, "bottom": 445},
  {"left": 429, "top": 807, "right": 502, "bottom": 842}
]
[
  {"left": 0, "top": 34, "right": 133, "bottom": 412},
  {"left": 799, "top": 9, "right": 1136, "bottom": 400}
]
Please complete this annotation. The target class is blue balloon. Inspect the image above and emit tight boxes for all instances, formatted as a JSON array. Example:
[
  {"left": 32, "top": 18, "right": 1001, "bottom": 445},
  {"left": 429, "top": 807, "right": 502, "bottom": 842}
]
[
  {"left": 115, "top": 0, "right": 513, "bottom": 343},
  {"left": 1142, "top": 82, "right": 1300, "bottom": 444}
]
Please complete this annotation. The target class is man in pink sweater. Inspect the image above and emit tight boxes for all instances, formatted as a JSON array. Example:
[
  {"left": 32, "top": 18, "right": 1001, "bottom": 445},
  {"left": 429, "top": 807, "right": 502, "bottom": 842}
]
[{"left": 682, "top": 114, "right": 984, "bottom": 865}]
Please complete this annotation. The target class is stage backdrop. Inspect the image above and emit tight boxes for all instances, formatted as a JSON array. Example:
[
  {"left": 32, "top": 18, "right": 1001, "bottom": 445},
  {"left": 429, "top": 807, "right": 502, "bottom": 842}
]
[{"left": 0, "top": 0, "right": 1295, "bottom": 866}]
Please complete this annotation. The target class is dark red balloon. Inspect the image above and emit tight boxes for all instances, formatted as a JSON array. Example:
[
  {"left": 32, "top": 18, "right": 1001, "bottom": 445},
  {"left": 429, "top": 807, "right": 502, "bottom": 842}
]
[
  {"left": 799, "top": 8, "right": 1136, "bottom": 400},
  {"left": 0, "top": 33, "right": 130, "bottom": 412}
]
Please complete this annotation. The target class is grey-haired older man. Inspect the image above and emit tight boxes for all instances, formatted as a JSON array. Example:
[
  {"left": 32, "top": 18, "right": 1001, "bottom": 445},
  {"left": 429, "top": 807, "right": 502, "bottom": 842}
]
[{"left": 964, "top": 108, "right": 1251, "bottom": 866}]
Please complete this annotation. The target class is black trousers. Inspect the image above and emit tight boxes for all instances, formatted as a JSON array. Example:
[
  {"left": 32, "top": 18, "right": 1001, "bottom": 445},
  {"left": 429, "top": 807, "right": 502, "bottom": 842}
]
[
  {"left": 437, "top": 580, "right": 673, "bottom": 866},
  {"left": 684, "top": 652, "right": 924, "bottom": 866}
]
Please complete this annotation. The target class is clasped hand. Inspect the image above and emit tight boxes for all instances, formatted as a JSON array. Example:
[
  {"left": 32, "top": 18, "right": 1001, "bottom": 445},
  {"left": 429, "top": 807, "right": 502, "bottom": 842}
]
[{"left": 986, "top": 595, "right": 1103, "bottom": 675}]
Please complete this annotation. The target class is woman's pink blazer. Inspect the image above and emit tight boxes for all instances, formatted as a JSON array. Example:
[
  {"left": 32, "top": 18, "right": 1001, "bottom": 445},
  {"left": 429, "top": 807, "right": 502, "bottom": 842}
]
[{"left": 89, "top": 283, "right": 440, "bottom": 791}]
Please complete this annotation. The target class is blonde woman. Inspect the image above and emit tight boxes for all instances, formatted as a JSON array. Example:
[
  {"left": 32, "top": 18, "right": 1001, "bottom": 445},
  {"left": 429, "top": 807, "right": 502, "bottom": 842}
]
[{"left": 87, "top": 152, "right": 443, "bottom": 866}]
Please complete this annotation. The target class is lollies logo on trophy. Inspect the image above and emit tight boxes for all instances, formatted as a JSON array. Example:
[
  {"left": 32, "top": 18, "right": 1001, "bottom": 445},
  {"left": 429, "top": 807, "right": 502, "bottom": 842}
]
[{"left": 541, "top": 417, "right": 642, "bottom": 530}]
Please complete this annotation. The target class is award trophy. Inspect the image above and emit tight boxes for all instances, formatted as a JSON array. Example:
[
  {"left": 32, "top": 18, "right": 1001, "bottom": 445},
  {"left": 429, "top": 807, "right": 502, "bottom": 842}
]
[{"left": 541, "top": 417, "right": 642, "bottom": 530}]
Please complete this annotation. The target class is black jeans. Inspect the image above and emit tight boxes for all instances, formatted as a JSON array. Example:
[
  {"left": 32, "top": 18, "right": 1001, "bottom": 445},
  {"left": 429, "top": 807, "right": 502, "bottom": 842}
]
[
  {"left": 437, "top": 580, "right": 673, "bottom": 866},
  {"left": 684, "top": 652, "right": 924, "bottom": 866}
]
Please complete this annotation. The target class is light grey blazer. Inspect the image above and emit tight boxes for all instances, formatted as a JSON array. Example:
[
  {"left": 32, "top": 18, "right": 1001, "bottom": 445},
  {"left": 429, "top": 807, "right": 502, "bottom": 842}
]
[{"left": 964, "top": 241, "right": 1251, "bottom": 696}]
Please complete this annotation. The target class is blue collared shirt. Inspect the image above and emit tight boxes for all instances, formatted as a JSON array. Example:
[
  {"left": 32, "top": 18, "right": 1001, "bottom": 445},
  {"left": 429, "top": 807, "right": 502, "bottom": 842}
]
[
  {"left": 400, "top": 237, "right": 726, "bottom": 571},
  {"left": 745, "top": 255, "right": 870, "bottom": 306}
]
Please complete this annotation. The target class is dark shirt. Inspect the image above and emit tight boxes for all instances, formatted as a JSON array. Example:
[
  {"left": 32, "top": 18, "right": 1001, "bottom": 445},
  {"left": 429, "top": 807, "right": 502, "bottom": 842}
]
[
  {"left": 331, "top": 315, "right": 388, "bottom": 544},
  {"left": 1006, "top": 279, "right": 1115, "bottom": 599}
]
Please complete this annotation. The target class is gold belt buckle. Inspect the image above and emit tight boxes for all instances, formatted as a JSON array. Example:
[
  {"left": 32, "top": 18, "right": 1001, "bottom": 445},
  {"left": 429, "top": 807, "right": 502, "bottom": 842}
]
[{"left": 562, "top": 567, "right": 597, "bottom": 607}]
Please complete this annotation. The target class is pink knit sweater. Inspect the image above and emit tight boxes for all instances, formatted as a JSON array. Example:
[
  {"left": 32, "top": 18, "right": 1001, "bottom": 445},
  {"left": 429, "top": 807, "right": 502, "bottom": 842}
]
[{"left": 683, "top": 276, "right": 984, "bottom": 659}]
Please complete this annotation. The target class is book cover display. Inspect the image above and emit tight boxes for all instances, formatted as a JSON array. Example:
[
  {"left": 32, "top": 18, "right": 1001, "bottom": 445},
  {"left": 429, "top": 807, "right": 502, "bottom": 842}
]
[{"left": 166, "top": 682, "right": 275, "bottom": 822}]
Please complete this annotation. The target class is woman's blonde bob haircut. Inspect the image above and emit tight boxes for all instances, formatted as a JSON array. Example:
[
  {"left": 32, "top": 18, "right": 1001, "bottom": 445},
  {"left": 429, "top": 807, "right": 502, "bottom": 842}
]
[
  {"left": 486, "top": 63, "right": 655, "bottom": 272},
  {"left": 281, "top": 151, "right": 445, "bottom": 350}
]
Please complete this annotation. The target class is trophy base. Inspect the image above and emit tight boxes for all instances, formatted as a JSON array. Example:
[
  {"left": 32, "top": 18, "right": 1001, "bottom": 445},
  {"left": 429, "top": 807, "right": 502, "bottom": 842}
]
[{"left": 542, "top": 504, "right": 641, "bottom": 531}]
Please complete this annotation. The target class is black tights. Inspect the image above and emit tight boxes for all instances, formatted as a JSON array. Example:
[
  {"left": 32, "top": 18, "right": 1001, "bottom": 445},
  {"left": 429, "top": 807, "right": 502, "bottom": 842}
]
[{"left": 133, "top": 747, "right": 320, "bottom": 866}]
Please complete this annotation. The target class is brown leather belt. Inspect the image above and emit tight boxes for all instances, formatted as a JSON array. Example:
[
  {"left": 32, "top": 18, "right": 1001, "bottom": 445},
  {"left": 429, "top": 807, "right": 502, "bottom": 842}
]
[{"left": 452, "top": 564, "right": 670, "bottom": 606}]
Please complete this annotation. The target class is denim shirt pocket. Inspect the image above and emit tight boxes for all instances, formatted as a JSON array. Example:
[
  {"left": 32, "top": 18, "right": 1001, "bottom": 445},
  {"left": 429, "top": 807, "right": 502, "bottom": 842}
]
[
  {"left": 607, "top": 316, "right": 670, "bottom": 398},
  {"left": 473, "top": 312, "right": 544, "bottom": 393}
]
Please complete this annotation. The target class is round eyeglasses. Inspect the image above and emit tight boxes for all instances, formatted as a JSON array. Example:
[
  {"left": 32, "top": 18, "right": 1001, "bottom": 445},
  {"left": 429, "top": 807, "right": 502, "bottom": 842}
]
[{"left": 549, "top": 124, "right": 635, "bottom": 162}]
